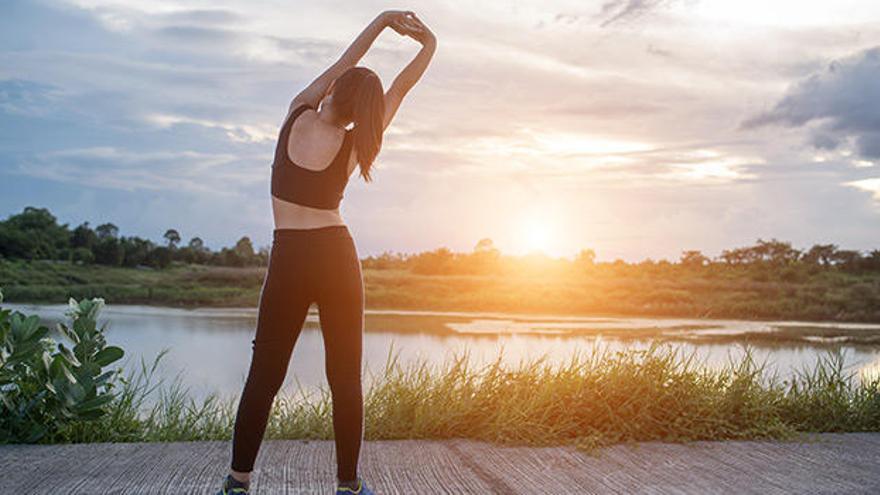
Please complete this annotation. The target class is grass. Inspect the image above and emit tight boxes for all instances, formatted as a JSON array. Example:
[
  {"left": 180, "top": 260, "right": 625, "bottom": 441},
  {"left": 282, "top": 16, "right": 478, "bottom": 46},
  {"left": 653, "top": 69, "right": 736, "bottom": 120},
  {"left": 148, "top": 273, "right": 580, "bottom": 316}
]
[
  {"left": 46, "top": 344, "right": 880, "bottom": 450},
  {"left": 3, "top": 259, "right": 880, "bottom": 322}
]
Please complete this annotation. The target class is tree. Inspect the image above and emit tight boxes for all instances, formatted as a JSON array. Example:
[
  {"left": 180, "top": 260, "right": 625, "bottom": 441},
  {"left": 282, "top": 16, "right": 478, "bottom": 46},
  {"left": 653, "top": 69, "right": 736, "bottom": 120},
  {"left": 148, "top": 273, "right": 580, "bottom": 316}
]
[
  {"left": 71, "top": 222, "right": 97, "bottom": 251},
  {"left": 575, "top": 248, "right": 596, "bottom": 267},
  {"left": 803, "top": 244, "right": 838, "bottom": 266},
  {"left": 95, "top": 223, "right": 119, "bottom": 240},
  {"left": 0, "top": 206, "right": 70, "bottom": 260},
  {"left": 120, "top": 236, "right": 154, "bottom": 267},
  {"left": 411, "top": 247, "right": 456, "bottom": 275},
  {"left": 92, "top": 237, "right": 124, "bottom": 266},
  {"left": 234, "top": 236, "right": 254, "bottom": 258},
  {"left": 474, "top": 238, "right": 496, "bottom": 253},
  {"left": 147, "top": 246, "right": 172, "bottom": 269},
  {"left": 188, "top": 237, "right": 204, "bottom": 251},
  {"left": 680, "top": 250, "right": 709, "bottom": 268},
  {"left": 163, "top": 229, "right": 181, "bottom": 249},
  {"left": 756, "top": 239, "right": 801, "bottom": 266},
  {"left": 832, "top": 250, "right": 863, "bottom": 271}
]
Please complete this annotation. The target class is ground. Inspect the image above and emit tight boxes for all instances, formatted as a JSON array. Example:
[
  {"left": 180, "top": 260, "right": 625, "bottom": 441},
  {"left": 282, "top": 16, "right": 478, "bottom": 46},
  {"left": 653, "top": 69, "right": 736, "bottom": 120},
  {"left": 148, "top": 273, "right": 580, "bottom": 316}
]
[{"left": 2, "top": 433, "right": 879, "bottom": 494}]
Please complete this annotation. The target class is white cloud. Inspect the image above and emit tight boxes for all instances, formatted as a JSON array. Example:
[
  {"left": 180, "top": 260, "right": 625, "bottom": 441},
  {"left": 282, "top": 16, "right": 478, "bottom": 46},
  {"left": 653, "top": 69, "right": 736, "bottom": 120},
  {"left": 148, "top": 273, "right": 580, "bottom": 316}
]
[{"left": 847, "top": 178, "right": 880, "bottom": 201}]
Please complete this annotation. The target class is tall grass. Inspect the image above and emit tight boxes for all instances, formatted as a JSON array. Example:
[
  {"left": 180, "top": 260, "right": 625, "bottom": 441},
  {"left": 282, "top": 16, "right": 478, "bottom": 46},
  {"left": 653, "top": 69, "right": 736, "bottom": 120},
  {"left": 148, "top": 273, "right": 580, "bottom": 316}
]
[{"left": 48, "top": 344, "right": 880, "bottom": 450}]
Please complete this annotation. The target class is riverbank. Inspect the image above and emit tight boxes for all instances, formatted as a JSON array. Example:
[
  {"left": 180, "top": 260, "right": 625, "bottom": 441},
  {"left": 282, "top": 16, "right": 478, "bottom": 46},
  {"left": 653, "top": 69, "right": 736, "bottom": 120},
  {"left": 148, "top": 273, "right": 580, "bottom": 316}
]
[{"left": 2, "top": 258, "right": 880, "bottom": 322}]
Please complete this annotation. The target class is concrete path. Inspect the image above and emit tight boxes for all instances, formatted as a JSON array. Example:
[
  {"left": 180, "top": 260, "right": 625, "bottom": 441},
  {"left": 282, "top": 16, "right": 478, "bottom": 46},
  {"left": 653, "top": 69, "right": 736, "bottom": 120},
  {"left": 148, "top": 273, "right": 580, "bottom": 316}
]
[{"left": 2, "top": 434, "right": 879, "bottom": 494}]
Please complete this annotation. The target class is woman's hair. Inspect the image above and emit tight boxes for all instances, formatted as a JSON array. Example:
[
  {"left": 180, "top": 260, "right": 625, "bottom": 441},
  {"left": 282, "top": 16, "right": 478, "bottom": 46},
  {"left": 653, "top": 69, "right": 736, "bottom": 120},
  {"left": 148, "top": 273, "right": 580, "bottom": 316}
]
[{"left": 328, "top": 66, "right": 385, "bottom": 182}]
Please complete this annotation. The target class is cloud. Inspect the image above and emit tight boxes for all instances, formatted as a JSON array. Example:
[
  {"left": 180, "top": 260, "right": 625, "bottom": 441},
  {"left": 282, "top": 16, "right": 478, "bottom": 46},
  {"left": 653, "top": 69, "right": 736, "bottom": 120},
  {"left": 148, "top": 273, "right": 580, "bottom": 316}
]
[
  {"left": 847, "top": 177, "right": 880, "bottom": 200},
  {"left": 15, "top": 146, "right": 263, "bottom": 194},
  {"left": 598, "top": 0, "right": 672, "bottom": 27},
  {"left": 743, "top": 46, "right": 880, "bottom": 160}
]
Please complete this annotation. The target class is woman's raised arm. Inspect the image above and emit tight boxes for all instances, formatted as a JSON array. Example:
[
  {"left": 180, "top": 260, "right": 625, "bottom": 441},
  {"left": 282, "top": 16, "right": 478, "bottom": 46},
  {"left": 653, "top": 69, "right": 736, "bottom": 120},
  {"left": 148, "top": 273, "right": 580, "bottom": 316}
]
[
  {"left": 383, "top": 13, "right": 437, "bottom": 130},
  {"left": 290, "top": 10, "right": 413, "bottom": 112}
]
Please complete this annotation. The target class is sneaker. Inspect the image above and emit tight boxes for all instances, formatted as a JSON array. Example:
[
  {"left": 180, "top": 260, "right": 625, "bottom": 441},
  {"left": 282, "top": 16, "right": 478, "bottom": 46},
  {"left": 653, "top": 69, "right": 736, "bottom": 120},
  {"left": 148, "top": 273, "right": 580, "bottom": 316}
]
[
  {"left": 336, "top": 477, "right": 374, "bottom": 495},
  {"left": 216, "top": 474, "right": 250, "bottom": 494}
]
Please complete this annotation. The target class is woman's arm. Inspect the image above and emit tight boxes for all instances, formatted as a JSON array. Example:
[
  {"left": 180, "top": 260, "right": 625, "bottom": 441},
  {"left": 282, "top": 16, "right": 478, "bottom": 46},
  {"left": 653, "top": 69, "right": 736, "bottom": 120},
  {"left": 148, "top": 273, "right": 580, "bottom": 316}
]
[
  {"left": 383, "top": 14, "right": 437, "bottom": 130},
  {"left": 290, "top": 10, "right": 413, "bottom": 112}
]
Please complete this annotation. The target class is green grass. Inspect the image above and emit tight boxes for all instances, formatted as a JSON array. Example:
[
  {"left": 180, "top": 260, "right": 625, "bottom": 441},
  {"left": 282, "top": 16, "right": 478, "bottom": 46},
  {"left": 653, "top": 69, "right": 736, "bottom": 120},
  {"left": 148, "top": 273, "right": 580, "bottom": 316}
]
[
  {"left": 46, "top": 344, "right": 880, "bottom": 450},
  {"left": 3, "top": 258, "right": 880, "bottom": 322}
]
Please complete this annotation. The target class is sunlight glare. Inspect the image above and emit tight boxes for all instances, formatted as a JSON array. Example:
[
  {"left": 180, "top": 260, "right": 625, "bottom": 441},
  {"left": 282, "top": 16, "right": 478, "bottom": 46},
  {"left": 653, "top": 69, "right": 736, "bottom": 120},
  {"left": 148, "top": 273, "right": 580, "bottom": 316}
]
[{"left": 520, "top": 213, "right": 555, "bottom": 255}]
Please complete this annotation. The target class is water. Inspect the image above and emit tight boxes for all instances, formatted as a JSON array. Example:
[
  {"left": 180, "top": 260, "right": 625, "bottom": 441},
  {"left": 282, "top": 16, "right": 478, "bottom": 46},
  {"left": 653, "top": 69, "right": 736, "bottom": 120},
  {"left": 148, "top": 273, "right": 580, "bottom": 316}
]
[{"left": 8, "top": 303, "right": 880, "bottom": 401}]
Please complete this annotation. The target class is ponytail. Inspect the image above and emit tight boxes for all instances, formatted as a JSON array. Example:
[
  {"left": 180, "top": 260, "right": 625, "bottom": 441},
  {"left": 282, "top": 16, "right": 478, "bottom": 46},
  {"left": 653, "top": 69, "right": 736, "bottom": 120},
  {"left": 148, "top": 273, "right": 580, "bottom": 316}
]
[
  {"left": 351, "top": 73, "right": 384, "bottom": 182},
  {"left": 327, "top": 67, "right": 386, "bottom": 182}
]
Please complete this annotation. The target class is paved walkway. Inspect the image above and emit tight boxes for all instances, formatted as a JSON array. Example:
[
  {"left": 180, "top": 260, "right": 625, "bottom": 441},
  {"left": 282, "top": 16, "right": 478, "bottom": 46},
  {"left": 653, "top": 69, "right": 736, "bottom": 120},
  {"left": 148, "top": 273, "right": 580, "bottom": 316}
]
[{"left": 2, "top": 434, "right": 879, "bottom": 494}]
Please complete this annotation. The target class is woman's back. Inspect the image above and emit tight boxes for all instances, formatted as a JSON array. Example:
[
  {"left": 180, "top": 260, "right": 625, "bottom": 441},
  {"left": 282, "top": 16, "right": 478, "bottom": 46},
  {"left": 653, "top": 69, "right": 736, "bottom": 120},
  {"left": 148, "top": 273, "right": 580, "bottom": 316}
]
[{"left": 271, "top": 104, "right": 358, "bottom": 230}]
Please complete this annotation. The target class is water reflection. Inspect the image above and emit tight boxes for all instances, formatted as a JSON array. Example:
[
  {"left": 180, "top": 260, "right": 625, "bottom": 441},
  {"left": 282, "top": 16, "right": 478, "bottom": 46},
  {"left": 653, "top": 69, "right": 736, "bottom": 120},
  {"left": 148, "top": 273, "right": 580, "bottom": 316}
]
[{"left": 7, "top": 303, "right": 880, "bottom": 401}]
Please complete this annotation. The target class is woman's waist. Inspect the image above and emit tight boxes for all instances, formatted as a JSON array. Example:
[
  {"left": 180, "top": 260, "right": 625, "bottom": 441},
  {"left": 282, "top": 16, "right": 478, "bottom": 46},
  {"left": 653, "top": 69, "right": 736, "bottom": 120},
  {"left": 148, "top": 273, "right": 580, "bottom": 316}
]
[{"left": 272, "top": 195, "right": 345, "bottom": 229}]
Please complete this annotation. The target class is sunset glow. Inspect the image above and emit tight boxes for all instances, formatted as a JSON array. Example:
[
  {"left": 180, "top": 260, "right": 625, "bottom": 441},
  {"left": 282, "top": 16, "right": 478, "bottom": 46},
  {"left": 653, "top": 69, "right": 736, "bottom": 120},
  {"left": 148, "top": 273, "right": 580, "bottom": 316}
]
[{"left": 2, "top": 0, "right": 879, "bottom": 261}]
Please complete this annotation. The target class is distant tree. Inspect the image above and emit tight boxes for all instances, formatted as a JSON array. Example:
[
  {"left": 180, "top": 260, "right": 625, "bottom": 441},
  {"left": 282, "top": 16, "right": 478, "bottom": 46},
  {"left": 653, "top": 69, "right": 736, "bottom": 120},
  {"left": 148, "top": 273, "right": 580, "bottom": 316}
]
[
  {"left": 756, "top": 239, "right": 801, "bottom": 266},
  {"left": 575, "top": 249, "right": 596, "bottom": 268},
  {"left": 188, "top": 237, "right": 204, "bottom": 251},
  {"left": 832, "top": 250, "right": 863, "bottom": 271},
  {"left": 680, "top": 250, "right": 709, "bottom": 268},
  {"left": 93, "top": 237, "right": 124, "bottom": 266},
  {"left": 411, "top": 247, "right": 456, "bottom": 275},
  {"left": 803, "top": 244, "right": 838, "bottom": 266},
  {"left": 867, "top": 250, "right": 880, "bottom": 271},
  {"left": 70, "top": 247, "right": 94, "bottom": 264},
  {"left": 95, "top": 223, "right": 119, "bottom": 240},
  {"left": 163, "top": 229, "right": 181, "bottom": 249},
  {"left": 147, "top": 246, "right": 172, "bottom": 269},
  {"left": 71, "top": 222, "right": 97, "bottom": 251},
  {"left": 120, "top": 236, "right": 154, "bottom": 267},
  {"left": 0, "top": 206, "right": 70, "bottom": 260},
  {"left": 234, "top": 236, "right": 255, "bottom": 259},
  {"left": 474, "top": 238, "right": 496, "bottom": 253},
  {"left": 719, "top": 247, "right": 749, "bottom": 265}
]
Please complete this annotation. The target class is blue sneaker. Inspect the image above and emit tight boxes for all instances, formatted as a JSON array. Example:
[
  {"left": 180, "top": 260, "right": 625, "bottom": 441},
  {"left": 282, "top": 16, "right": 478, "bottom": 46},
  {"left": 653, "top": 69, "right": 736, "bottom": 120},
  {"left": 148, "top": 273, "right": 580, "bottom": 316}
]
[
  {"left": 216, "top": 474, "right": 249, "bottom": 494},
  {"left": 336, "top": 477, "right": 374, "bottom": 495}
]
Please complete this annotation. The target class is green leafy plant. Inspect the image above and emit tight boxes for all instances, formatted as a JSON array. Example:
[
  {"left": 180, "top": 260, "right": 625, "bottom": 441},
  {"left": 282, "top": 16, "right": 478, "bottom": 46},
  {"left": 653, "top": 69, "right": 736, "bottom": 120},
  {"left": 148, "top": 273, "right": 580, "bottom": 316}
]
[{"left": 0, "top": 289, "right": 124, "bottom": 442}]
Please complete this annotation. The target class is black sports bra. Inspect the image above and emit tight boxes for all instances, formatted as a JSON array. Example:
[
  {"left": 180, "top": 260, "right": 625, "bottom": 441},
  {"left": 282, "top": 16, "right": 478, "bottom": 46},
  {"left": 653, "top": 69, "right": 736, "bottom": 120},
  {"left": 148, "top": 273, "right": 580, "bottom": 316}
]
[{"left": 271, "top": 103, "right": 353, "bottom": 210}]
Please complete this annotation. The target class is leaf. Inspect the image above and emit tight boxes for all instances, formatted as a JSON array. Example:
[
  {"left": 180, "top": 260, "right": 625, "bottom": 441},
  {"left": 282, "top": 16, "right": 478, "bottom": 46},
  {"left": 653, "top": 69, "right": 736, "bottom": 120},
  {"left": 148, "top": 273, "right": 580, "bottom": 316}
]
[
  {"left": 93, "top": 346, "right": 124, "bottom": 367},
  {"left": 74, "top": 393, "right": 114, "bottom": 412},
  {"left": 50, "top": 355, "right": 77, "bottom": 384},
  {"left": 58, "top": 343, "right": 82, "bottom": 367}
]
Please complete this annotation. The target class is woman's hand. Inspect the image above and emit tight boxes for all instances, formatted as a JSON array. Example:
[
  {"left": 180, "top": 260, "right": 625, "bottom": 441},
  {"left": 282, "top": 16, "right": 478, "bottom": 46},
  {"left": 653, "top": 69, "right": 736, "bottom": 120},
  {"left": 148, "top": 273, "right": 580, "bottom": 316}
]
[
  {"left": 380, "top": 10, "right": 414, "bottom": 30},
  {"left": 386, "top": 12, "right": 436, "bottom": 47},
  {"left": 400, "top": 13, "right": 436, "bottom": 47}
]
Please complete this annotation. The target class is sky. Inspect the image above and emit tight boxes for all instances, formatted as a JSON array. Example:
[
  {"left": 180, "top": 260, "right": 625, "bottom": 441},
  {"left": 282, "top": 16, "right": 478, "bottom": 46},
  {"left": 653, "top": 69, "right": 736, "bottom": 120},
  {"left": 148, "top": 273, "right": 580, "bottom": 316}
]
[{"left": 1, "top": 0, "right": 879, "bottom": 260}]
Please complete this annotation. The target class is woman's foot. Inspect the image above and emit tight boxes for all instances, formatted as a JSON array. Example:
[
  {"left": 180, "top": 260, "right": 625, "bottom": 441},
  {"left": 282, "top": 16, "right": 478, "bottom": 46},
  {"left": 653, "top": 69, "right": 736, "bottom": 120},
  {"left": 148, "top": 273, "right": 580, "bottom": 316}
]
[
  {"left": 216, "top": 474, "right": 250, "bottom": 494},
  {"left": 336, "top": 477, "right": 374, "bottom": 494}
]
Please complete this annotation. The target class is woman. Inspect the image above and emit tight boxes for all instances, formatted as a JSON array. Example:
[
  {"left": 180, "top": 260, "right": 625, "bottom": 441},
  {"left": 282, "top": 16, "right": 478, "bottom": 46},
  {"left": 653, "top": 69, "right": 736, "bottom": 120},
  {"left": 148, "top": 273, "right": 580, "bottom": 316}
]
[{"left": 216, "top": 10, "right": 436, "bottom": 495}]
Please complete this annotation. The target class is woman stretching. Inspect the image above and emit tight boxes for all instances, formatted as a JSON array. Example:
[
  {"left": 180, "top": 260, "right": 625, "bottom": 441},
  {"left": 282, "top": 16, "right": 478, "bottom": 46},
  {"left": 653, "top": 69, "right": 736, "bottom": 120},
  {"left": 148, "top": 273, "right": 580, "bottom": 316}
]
[{"left": 216, "top": 10, "right": 436, "bottom": 495}]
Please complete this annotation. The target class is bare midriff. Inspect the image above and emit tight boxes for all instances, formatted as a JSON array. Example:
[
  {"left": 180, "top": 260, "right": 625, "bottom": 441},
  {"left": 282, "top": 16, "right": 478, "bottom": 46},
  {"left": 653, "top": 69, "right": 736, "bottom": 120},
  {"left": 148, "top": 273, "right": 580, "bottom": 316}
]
[{"left": 272, "top": 195, "right": 345, "bottom": 230}]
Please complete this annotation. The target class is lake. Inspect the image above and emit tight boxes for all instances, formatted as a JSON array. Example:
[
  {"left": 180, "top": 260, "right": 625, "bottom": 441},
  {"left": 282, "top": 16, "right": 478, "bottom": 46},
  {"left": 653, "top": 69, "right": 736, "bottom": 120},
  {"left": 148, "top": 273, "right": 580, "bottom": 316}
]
[{"left": 8, "top": 303, "right": 880, "bottom": 402}]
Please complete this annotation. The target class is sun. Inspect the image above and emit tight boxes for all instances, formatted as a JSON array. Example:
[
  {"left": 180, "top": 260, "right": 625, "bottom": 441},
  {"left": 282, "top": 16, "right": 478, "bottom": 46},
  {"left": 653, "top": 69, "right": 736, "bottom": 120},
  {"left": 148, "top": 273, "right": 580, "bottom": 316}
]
[{"left": 520, "top": 215, "right": 555, "bottom": 254}]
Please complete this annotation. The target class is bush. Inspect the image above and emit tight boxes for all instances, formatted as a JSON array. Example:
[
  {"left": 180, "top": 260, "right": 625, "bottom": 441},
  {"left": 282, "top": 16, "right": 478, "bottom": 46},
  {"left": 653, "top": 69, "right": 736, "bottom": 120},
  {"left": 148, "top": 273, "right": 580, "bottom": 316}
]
[{"left": 0, "top": 290, "right": 124, "bottom": 442}]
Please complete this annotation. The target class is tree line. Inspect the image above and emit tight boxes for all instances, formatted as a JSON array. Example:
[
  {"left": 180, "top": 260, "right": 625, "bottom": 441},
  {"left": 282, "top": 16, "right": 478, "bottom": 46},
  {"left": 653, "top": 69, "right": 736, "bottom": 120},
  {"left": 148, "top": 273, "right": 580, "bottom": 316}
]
[
  {"left": 363, "top": 238, "right": 880, "bottom": 276},
  {"left": 0, "top": 207, "right": 266, "bottom": 268},
  {"left": 2, "top": 206, "right": 878, "bottom": 276}
]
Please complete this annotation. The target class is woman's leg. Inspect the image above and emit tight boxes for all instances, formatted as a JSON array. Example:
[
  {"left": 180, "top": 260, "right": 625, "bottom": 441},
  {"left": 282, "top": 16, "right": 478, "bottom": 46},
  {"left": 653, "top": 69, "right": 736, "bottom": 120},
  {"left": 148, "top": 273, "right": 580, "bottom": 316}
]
[
  {"left": 230, "top": 240, "right": 312, "bottom": 475},
  {"left": 315, "top": 234, "right": 365, "bottom": 485}
]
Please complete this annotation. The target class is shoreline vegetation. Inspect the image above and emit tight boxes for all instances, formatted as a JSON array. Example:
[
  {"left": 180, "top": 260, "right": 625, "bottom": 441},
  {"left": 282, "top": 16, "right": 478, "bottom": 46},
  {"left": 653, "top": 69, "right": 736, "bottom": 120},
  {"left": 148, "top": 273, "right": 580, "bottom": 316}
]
[
  {"left": 2, "top": 296, "right": 879, "bottom": 447},
  {"left": 2, "top": 206, "right": 880, "bottom": 323},
  {"left": 3, "top": 258, "right": 880, "bottom": 324}
]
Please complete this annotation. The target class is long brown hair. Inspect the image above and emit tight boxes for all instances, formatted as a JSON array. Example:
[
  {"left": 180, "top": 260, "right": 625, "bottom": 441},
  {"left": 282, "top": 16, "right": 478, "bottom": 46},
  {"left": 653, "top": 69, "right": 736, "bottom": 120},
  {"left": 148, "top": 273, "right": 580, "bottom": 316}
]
[{"left": 328, "top": 66, "right": 384, "bottom": 182}]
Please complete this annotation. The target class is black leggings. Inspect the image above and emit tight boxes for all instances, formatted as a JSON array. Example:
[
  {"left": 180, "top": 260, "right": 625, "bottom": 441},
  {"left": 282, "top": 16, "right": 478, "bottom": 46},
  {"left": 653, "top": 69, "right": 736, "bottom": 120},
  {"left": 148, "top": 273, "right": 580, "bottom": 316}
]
[{"left": 231, "top": 225, "right": 365, "bottom": 483}]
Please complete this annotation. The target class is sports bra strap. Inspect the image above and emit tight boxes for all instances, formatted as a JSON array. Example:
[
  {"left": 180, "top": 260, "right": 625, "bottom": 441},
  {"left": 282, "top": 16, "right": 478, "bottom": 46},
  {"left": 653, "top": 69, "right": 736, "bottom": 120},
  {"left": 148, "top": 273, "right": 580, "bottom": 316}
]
[{"left": 285, "top": 103, "right": 313, "bottom": 132}]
